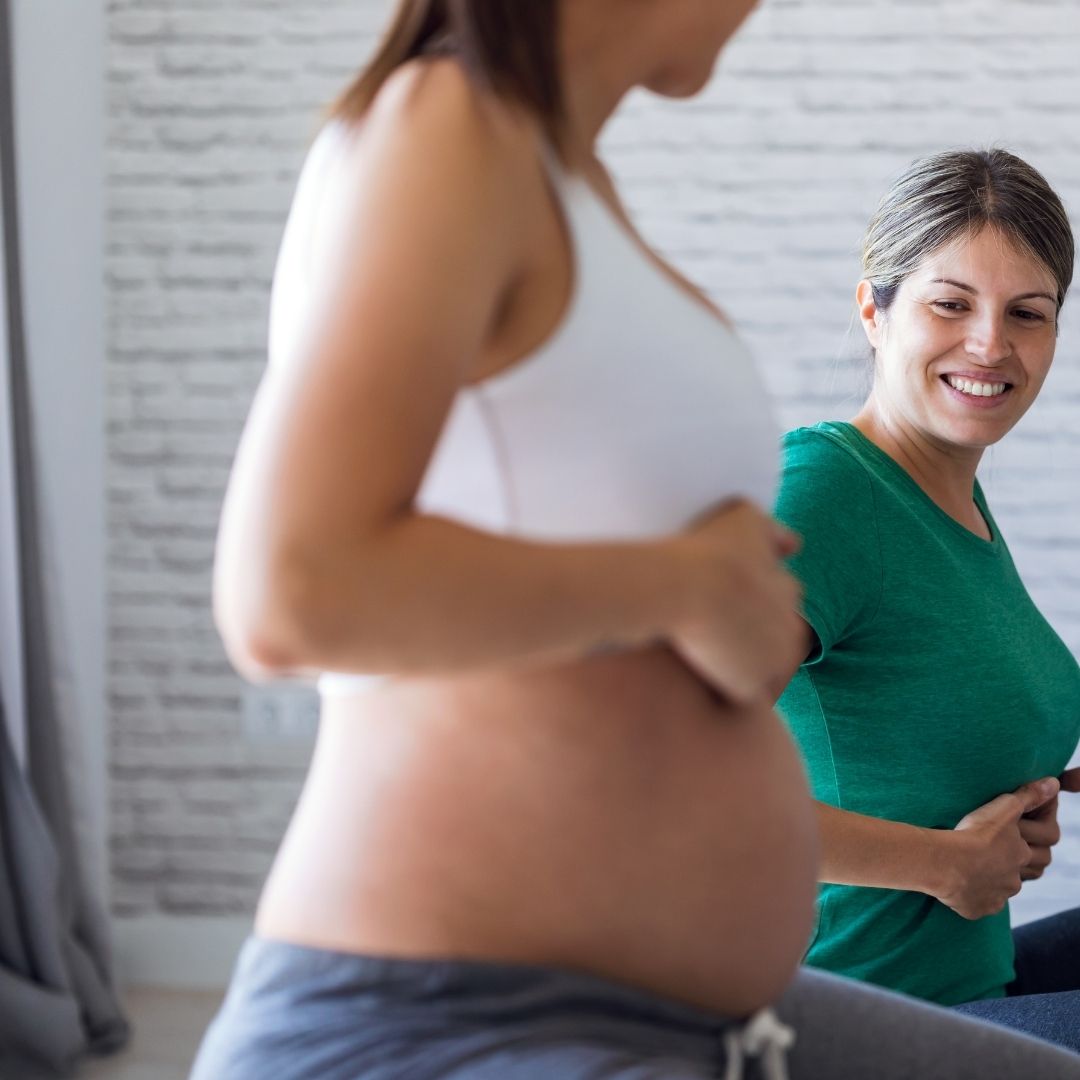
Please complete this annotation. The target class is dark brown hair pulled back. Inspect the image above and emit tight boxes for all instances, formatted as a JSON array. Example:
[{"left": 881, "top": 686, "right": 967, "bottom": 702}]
[{"left": 328, "top": 1, "right": 564, "bottom": 149}]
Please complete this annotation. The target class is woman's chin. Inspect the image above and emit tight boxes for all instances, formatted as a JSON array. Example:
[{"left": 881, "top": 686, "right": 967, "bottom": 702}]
[
  {"left": 930, "top": 417, "right": 1013, "bottom": 452},
  {"left": 647, "top": 61, "right": 716, "bottom": 100}
]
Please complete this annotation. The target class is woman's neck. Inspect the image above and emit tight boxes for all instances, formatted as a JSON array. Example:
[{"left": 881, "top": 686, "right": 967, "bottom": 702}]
[
  {"left": 850, "top": 397, "right": 991, "bottom": 537},
  {"left": 557, "top": 7, "right": 651, "bottom": 163}
]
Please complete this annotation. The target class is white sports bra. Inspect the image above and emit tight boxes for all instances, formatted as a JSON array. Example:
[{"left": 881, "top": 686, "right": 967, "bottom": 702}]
[{"left": 267, "top": 121, "right": 779, "bottom": 697}]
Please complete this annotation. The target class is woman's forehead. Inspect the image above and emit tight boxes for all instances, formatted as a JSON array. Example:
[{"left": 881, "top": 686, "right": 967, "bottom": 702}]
[{"left": 910, "top": 227, "right": 1058, "bottom": 297}]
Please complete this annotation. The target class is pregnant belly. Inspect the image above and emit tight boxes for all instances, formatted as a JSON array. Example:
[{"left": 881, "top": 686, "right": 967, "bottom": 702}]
[{"left": 256, "top": 646, "right": 819, "bottom": 1016}]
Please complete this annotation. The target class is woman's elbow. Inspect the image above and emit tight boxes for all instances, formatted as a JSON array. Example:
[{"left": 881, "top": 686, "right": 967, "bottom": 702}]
[{"left": 213, "top": 552, "right": 333, "bottom": 680}]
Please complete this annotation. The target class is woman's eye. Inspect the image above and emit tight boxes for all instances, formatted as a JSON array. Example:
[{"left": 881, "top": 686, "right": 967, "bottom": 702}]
[
  {"left": 1012, "top": 309, "right": 1045, "bottom": 322},
  {"left": 932, "top": 301, "right": 966, "bottom": 313}
]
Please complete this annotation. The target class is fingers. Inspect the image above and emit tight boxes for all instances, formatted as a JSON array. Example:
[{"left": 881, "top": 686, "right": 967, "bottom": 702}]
[
  {"left": 1020, "top": 844, "right": 1052, "bottom": 880},
  {"left": 1018, "top": 812, "right": 1060, "bottom": 848},
  {"left": 1060, "top": 766, "right": 1080, "bottom": 794},
  {"left": 1011, "top": 777, "right": 1061, "bottom": 816},
  {"left": 980, "top": 790, "right": 1037, "bottom": 824},
  {"left": 706, "top": 503, "right": 801, "bottom": 563},
  {"left": 1022, "top": 792, "right": 1058, "bottom": 820},
  {"left": 771, "top": 521, "right": 802, "bottom": 559}
]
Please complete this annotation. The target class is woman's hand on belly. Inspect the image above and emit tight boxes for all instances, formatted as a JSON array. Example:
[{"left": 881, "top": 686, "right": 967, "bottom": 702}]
[
  {"left": 935, "top": 777, "right": 1060, "bottom": 919},
  {"left": 1017, "top": 767, "right": 1080, "bottom": 880},
  {"left": 1033, "top": 767, "right": 1080, "bottom": 879},
  {"left": 665, "top": 500, "right": 806, "bottom": 706}
]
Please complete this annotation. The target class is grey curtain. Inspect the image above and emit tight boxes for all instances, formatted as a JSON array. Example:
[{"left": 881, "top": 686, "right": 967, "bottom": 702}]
[{"left": 0, "top": 0, "right": 129, "bottom": 1074}]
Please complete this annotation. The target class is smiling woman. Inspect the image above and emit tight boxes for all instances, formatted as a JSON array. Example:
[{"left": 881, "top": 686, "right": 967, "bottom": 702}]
[
  {"left": 853, "top": 151, "right": 1071, "bottom": 538},
  {"left": 856, "top": 226, "right": 1061, "bottom": 517},
  {"left": 773, "top": 148, "right": 1080, "bottom": 1050}
]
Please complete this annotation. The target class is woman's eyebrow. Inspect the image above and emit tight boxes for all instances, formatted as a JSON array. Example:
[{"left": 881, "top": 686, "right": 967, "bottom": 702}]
[
  {"left": 930, "top": 277, "right": 1055, "bottom": 303},
  {"left": 932, "top": 277, "right": 977, "bottom": 293}
]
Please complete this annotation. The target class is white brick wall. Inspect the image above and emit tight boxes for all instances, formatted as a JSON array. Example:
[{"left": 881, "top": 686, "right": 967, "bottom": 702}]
[{"left": 107, "top": 0, "right": 1080, "bottom": 924}]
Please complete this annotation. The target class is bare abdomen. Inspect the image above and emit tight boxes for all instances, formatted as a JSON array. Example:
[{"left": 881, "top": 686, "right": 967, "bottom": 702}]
[{"left": 256, "top": 646, "right": 819, "bottom": 1016}]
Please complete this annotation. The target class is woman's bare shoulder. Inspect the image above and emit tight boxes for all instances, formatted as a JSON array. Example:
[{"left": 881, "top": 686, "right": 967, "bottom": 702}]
[{"left": 330, "top": 55, "right": 542, "bottom": 203}]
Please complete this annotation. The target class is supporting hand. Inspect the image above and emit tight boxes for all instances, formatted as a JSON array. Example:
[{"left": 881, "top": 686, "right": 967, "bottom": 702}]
[{"left": 935, "top": 778, "right": 1060, "bottom": 919}]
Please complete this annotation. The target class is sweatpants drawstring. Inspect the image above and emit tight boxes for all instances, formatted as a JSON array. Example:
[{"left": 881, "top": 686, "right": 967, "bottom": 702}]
[{"left": 722, "top": 1006, "right": 796, "bottom": 1080}]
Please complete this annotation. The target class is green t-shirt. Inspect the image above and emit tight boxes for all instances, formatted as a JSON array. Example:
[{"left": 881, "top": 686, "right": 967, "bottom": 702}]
[{"left": 775, "top": 421, "right": 1080, "bottom": 1006}]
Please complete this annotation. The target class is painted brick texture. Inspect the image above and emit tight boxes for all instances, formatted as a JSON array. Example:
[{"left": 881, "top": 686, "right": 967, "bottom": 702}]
[{"left": 107, "top": 0, "right": 1080, "bottom": 923}]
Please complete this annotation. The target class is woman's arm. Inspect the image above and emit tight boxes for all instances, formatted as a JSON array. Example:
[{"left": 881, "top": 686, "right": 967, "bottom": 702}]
[
  {"left": 816, "top": 801, "right": 948, "bottom": 893},
  {"left": 817, "top": 780, "right": 1059, "bottom": 920},
  {"left": 773, "top": 619, "right": 1060, "bottom": 918},
  {"left": 215, "top": 60, "right": 804, "bottom": 699}
]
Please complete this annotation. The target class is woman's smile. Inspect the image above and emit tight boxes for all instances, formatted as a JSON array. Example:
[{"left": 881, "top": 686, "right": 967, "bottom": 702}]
[{"left": 938, "top": 372, "right": 1014, "bottom": 409}]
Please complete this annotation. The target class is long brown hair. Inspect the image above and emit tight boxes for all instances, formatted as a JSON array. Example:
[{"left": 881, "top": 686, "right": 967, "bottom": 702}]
[{"left": 328, "top": 1, "right": 564, "bottom": 149}]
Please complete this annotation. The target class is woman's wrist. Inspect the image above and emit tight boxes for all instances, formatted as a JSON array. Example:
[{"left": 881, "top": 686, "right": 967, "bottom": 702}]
[
  {"left": 646, "top": 535, "right": 702, "bottom": 641},
  {"left": 916, "top": 826, "right": 965, "bottom": 900}
]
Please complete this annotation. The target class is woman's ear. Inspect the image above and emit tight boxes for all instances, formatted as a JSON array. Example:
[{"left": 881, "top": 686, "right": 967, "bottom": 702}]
[{"left": 856, "top": 280, "right": 884, "bottom": 350}]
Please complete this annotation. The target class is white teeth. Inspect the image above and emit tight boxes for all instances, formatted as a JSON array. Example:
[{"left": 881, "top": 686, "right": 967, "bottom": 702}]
[{"left": 946, "top": 376, "right": 1008, "bottom": 397}]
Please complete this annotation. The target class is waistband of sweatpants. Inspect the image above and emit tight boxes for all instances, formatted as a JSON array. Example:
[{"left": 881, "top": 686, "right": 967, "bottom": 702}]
[{"left": 228, "top": 933, "right": 742, "bottom": 1036}]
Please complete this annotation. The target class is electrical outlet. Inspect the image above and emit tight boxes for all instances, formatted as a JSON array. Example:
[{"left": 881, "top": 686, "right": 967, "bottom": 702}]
[{"left": 242, "top": 686, "right": 320, "bottom": 742}]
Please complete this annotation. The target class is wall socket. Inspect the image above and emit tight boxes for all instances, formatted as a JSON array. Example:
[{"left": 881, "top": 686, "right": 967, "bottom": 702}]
[{"left": 241, "top": 685, "right": 320, "bottom": 742}]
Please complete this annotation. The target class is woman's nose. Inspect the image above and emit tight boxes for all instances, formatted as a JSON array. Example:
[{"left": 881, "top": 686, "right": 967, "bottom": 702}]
[{"left": 966, "top": 314, "right": 1011, "bottom": 364}]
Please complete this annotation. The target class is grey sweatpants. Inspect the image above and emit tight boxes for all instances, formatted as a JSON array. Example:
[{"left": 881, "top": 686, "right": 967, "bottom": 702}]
[{"left": 189, "top": 937, "right": 1080, "bottom": 1079}]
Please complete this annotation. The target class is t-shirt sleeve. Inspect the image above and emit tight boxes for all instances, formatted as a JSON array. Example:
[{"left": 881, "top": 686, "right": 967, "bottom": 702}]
[{"left": 774, "top": 428, "right": 883, "bottom": 664}]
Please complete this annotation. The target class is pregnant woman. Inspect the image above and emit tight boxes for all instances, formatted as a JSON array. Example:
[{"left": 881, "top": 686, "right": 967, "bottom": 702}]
[
  {"left": 774, "top": 148, "right": 1080, "bottom": 1052},
  {"left": 193, "top": 3, "right": 1080, "bottom": 1077}
]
